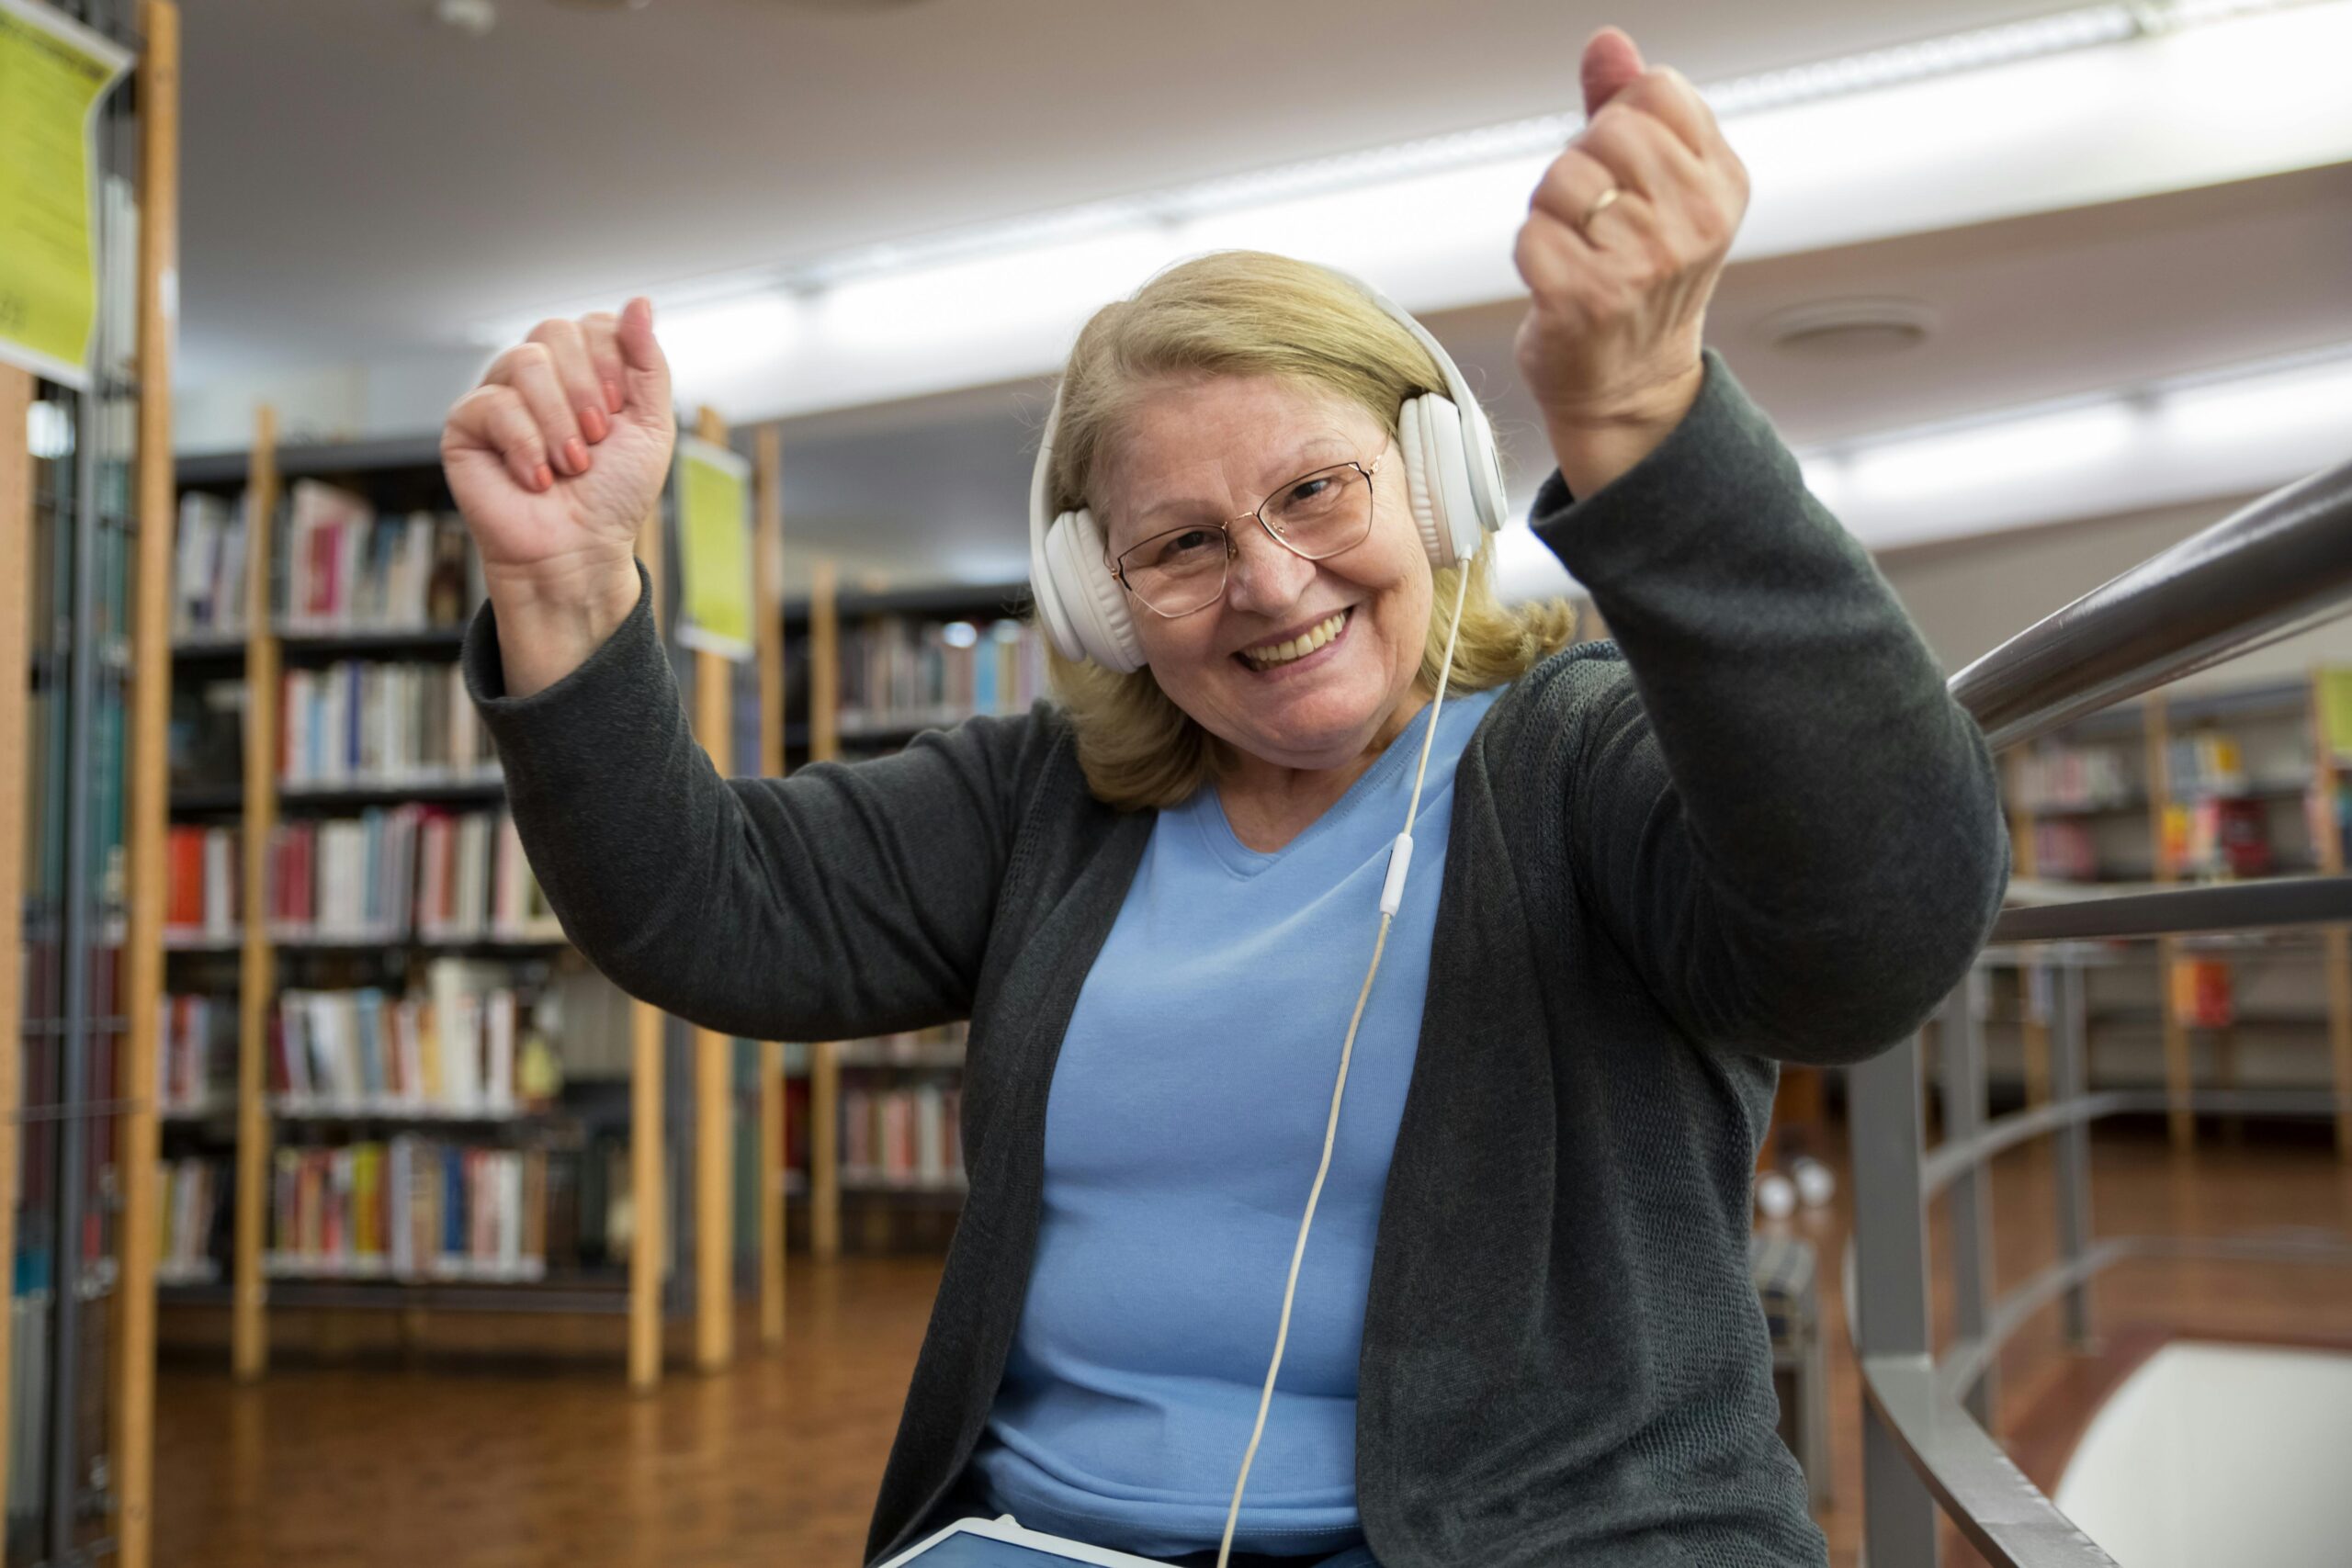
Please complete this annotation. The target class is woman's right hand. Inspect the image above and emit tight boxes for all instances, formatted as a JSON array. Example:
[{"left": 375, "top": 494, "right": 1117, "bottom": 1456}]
[{"left": 443, "top": 297, "right": 675, "bottom": 694}]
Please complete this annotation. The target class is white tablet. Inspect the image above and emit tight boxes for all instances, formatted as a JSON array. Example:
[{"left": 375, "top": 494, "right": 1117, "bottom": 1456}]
[{"left": 874, "top": 1514, "right": 1176, "bottom": 1567}]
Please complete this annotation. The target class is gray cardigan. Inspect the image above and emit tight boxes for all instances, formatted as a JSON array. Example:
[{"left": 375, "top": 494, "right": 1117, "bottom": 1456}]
[{"left": 460, "top": 347, "right": 2009, "bottom": 1568}]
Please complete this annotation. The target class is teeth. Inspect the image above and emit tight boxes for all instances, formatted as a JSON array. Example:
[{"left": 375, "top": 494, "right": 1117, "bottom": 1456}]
[{"left": 1243, "top": 611, "right": 1347, "bottom": 669}]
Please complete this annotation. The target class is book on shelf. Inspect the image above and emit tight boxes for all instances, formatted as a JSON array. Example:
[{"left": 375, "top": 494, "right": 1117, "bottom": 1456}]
[
  {"left": 2165, "top": 795, "right": 2272, "bottom": 879},
  {"left": 172, "top": 489, "right": 248, "bottom": 640},
  {"left": 2032, "top": 819, "right": 2100, "bottom": 882},
  {"left": 268, "top": 962, "right": 547, "bottom": 1117},
  {"left": 416, "top": 808, "right": 562, "bottom": 942},
  {"left": 169, "top": 677, "right": 245, "bottom": 794},
  {"left": 836, "top": 615, "right": 1047, "bottom": 733},
  {"left": 840, "top": 1081, "right": 964, "bottom": 1189},
  {"left": 158, "top": 993, "right": 236, "bottom": 1114},
  {"left": 835, "top": 1021, "right": 969, "bottom": 1067},
  {"left": 157, "top": 1159, "right": 222, "bottom": 1283},
  {"left": 2013, "top": 743, "right": 2134, "bottom": 812},
  {"left": 164, "top": 824, "right": 240, "bottom": 944},
  {"left": 280, "top": 660, "right": 494, "bottom": 789},
  {"left": 265, "top": 807, "right": 420, "bottom": 941},
  {"left": 167, "top": 805, "right": 560, "bottom": 945},
  {"left": 267, "top": 1138, "right": 547, "bottom": 1282},
  {"left": 2169, "top": 957, "right": 2234, "bottom": 1029},
  {"left": 2167, "top": 730, "right": 2250, "bottom": 799},
  {"left": 275, "top": 481, "right": 482, "bottom": 634}
]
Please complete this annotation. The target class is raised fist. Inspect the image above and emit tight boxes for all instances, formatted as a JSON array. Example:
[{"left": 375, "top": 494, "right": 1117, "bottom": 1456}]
[
  {"left": 441, "top": 297, "right": 675, "bottom": 592},
  {"left": 1513, "top": 28, "right": 1747, "bottom": 434}
]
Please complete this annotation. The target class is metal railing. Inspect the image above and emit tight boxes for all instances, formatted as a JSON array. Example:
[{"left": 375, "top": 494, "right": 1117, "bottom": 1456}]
[{"left": 1847, "top": 452, "right": 2352, "bottom": 1568}]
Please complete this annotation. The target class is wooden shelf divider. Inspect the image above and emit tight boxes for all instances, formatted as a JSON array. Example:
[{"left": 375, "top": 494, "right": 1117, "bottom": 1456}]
[
  {"left": 0, "top": 361, "right": 34, "bottom": 1544},
  {"left": 116, "top": 6, "right": 182, "bottom": 1558}
]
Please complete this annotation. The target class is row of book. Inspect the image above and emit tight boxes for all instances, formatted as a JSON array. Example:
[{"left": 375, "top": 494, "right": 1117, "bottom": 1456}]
[
  {"left": 2011, "top": 731, "right": 2305, "bottom": 815},
  {"left": 158, "top": 1160, "right": 220, "bottom": 1283},
  {"left": 280, "top": 484, "right": 482, "bottom": 634},
  {"left": 158, "top": 993, "right": 232, "bottom": 1113},
  {"left": 172, "top": 491, "right": 250, "bottom": 639},
  {"left": 268, "top": 1139, "right": 548, "bottom": 1280},
  {"left": 834, "top": 616, "right": 1048, "bottom": 733},
  {"left": 2011, "top": 743, "right": 2134, "bottom": 812},
  {"left": 2036, "top": 796, "right": 2283, "bottom": 882},
  {"left": 837, "top": 1021, "right": 968, "bottom": 1067},
  {"left": 2166, "top": 731, "right": 2259, "bottom": 801},
  {"left": 281, "top": 660, "right": 496, "bottom": 788},
  {"left": 173, "top": 484, "right": 484, "bottom": 639},
  {"left": 840, "top": 1083, "right": 964, "bottom": 1188},
  {"left": 2163, "top": 796, "right": 2275, "bottom": 879},
  {"left": 164, "top": 807, "right": 561, "bottom": 944},
  {"left": 165, "top": 1132, "right": 658, "bottom": 1286},
  {"left": 270, "top": 966, "right": 555, "bottom": 1115}
]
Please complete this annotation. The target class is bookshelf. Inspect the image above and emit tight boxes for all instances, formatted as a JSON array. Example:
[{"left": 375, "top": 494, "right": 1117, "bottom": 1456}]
[
  {"left": 780, "top": 569, "right": 1043, "bottom": 1257},
  {"left": 0, "top": 6, "right": 178, "bottom": 1564},
  {"left": 159, "top": 402, "right": 786, "bottom": 1384},
  {"left": 1997, "top": 671, "right": 2352, "bottom": 1156}
]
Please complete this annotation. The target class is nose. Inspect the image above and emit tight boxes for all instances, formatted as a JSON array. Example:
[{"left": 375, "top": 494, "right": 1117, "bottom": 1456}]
[{"left": 1223, "top": 520, "right": 1317, "bottom": 620}]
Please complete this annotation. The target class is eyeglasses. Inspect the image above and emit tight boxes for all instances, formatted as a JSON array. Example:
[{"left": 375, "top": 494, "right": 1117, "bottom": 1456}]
[{"left": 1108, "top": 439, "right": 1390, "bottom": 619}]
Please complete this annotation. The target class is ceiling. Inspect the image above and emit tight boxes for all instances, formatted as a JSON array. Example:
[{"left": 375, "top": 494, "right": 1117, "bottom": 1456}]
[
  {"left": 181, "top": 0, "right": 2075, "bottom": 378},
  {"left": 171, "top": 0, "right": 2352, "bottom": 591},
  {"left": 765, "top": 162, "right": 2352, "bottom": 590}
]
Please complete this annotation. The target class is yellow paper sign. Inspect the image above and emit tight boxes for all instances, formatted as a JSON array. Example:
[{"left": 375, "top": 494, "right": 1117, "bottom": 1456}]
[
  {"left": 0, "top": 0, "right": 131, "bottom": 389},
  {"left": 2319, "top": 667, "right": 2352, "bottom": 761},
  {"left": 675, "top": 435, "right": 756, "bottom": 661}
]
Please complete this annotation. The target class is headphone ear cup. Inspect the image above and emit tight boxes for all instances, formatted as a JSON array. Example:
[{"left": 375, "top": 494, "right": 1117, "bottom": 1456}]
[
  {"left": 1043, "top": 508, "right": 1147, "bottom": 674},
  {"left": 1397, "top": 393, "right": 1485, "bottom": 571}
]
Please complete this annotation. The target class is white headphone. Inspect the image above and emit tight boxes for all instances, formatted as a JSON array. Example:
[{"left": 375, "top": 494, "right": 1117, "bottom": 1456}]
[{"left": 1026, "top": 265, "right": 1510, "bottom": 674}]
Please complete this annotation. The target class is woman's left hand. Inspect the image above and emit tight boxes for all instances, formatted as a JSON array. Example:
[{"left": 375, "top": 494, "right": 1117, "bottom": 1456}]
[{"left": 1514, "top": 27, "right": 1749, "bottom": 471}]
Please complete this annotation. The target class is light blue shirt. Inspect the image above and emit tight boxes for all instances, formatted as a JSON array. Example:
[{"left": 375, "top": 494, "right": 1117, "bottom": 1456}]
[{"left": 969, "top": 684, "right": 1505, "bottom": 1561}]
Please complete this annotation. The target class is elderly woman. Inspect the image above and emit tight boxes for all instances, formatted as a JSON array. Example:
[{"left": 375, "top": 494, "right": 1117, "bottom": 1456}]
[{"left": 443, "top": 27, "right": 2005, "bottom": 1568}]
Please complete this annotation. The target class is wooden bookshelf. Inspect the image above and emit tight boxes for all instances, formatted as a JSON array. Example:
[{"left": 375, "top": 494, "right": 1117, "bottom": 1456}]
[
  {"left": 0, "top": 11, "right": 185, "bottom": 1562},
  {"left": 753, "top": 426, "right": 786, "bottom": 1348},
  {"left": 778, "top": 569, "right": 1041, "bottom": 1257},
  {"left": 2000, "top": 672, "right": 2352, "bottom": 1157},
  {"left": 161, "top": 406, "right": 775, "bottom": 1387},
  {"left": 0, "top": 361, "right": 31, "bottom": 1559},
  {"left": 688, "top": 407, "right": 734, "bottom": 1375}
]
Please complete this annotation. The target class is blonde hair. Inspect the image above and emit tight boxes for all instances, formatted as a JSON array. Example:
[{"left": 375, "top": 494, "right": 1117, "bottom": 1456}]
[{"left": 1043, "top": 251, "right": 1577, "bottom": 811}]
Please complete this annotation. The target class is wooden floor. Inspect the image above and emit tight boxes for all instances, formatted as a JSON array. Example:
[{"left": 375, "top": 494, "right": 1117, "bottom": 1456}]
[{"left": 153, "top": 1122, "right": 2352, "bottom": 1568}]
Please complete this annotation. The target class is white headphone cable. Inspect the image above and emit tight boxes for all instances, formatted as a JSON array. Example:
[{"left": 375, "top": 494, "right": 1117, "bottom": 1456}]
[{"left": 1214, "top": 559, "right": 1476, "bottom": 1568}]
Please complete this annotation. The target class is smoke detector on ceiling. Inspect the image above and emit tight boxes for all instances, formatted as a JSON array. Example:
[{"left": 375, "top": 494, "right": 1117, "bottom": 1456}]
[{"left": 1756, "top": 298, "right": 1939, "bottom": 360}]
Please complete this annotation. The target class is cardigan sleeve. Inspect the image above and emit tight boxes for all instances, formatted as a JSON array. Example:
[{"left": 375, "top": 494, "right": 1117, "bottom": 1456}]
[
  {"left": 460, "top": 558, "right": 1046, "bottom": 1043},
  {"left": 1530, "top": 347, "right": 2009, "bottom": 1065}
]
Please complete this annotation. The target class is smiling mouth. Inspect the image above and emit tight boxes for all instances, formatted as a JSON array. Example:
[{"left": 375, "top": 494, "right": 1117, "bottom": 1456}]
[{"left": 1237, "top": 608, "right": 1351, "bottom": 671}]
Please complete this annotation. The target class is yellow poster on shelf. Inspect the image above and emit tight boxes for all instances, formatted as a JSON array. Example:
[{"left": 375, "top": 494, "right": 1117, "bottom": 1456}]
[
  {"left": 2317, "top": 667, "right": 2352, "bottom": 761},
  {"left": 0, "top": 0, "right": 132, "bottom": 389},
  {"left": 675, "top": 435, "right": 756, "bottom": 661}
]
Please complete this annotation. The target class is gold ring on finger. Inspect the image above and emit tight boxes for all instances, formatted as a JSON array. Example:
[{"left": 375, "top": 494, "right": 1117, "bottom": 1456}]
[{"left": 1577, "top": 185, "right": 1623, "bottom": 240}]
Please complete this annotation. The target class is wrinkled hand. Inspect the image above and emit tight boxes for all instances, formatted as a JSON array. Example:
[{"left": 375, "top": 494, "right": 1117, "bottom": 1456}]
[
  {"left": 440, "top": 297, "right": 675, "bottom": 595},
  {"left": 1513, "top": 27, "right": 1748, "bottom": 437}
]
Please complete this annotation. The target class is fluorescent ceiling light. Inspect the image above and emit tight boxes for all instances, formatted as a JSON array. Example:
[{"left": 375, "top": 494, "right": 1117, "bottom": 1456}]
[
  {"left": 473, "top": 0, "right": 2351, "bottom": 419},
  {"left": 1495, "top": 342, "right": 2352, "bottom": 602},
  {"left": 1842, "top": 401, "right": 2142, "bottom": 500}
]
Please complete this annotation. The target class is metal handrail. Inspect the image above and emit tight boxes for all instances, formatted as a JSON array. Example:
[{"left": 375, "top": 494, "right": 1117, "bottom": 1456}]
[
  {"left": 1845, "top": 456, "right": 2352, "bottom": 1568},
  {"left": 1951, "top": 456, "right": 2352, "bottom": 750}
]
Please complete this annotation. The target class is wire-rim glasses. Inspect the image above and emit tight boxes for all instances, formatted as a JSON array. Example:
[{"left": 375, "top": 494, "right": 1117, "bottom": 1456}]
[{"left": 1108, "top": 441, "right": 1390, "bottom": 619}]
